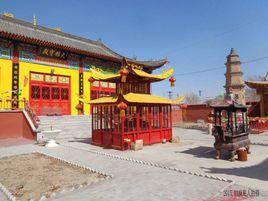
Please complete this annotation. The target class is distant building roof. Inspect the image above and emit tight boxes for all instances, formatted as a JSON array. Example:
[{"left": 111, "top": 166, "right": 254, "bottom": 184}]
[
  {"left": 0, "top": 15, "right": 167, "bottom": 70},
  {"left": 245, "top": 80, "right": 268, "bottom": 88}
]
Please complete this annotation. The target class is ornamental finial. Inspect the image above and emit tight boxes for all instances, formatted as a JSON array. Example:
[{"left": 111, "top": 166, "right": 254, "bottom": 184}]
[{"left": 33, "top": 15, "right": 37, "bottom": 29}]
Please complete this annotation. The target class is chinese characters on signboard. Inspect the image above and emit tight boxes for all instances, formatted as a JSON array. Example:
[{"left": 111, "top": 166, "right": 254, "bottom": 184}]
[{"left": 39, "top": 47, "right": 68, "bottom": 60}]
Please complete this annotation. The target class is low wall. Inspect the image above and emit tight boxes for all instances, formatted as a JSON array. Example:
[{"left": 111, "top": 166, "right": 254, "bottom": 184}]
[
  {"left": 172, "top": 107, "right": 183, "bottom": 124},
  {"left": 184, "top": 104, "right": 212, "bottom": 123},
  {"left": 172, "top": 104, "right": 212, "bottom": 124},
  {"left": 0, "top": 111, "right": 36, "bottom": 140}
]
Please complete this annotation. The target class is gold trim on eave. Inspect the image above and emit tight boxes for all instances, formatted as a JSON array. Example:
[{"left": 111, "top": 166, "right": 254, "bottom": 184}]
[
  {"left": 131, "top": 68, "right": 174, "bottom": 82},
  {"left": 86, "top": 92, "right": 184, "bottom": 105},
  {"left": 89, "top": 67, "right": 174, "bottom": 82}
]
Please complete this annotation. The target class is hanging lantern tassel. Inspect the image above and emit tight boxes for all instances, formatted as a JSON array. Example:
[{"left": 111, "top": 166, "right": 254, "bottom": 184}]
[
  {"left": 119, "top": 68, "right": 129, "bottom": 83},
  {"left": 169, "top": 76, "right": 176, "bottom": 87},
  {"left": 117, "top": 102, "right": 128, "bottom": 118},
  {"left": 88, "top": 77, "right": 95, "bottom": 87}
]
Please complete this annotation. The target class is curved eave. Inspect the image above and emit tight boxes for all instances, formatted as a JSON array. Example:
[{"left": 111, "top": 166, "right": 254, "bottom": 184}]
[
  {"left": 130, "top": 68, "right": 173, "bottom": 82},
  {"left": 125, "top": 58, "right": 168, "bottom": 69},
  {"left": 123, "top": 93, "right": 173, "bottom": 104},
  {"left": 90, "top": 67, "right": 173, "bottom": 83},
  {"left": 99, "top": 42, "right": 168, "bottom": 69},
  {"left": 86, "top": 93, "right": 183, "bottom": 105},
  {"left": 86, "top": 96, "right": 118, "bottom": 104},
  {"left": 245, "top": 81, "right": 268, "bottom": 89}
]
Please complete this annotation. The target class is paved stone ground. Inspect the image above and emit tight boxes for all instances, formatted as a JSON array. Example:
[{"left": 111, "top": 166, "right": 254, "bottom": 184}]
[
  {"left": 0, "top": 128, "right": 267, "bottom": 200},
  {"left": 0, "top": 138, "right": 33, "bottom": 147},
  {"left": 250, "top": 131, "right": 268, "bottom": 145},
  {"left": 0, "top": 144, "right": 229, "bottom": 201}
]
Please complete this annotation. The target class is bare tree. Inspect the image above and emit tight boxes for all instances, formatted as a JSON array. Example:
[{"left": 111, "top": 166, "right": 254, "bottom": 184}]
[
  {"left": 184, "top": 93, "right": 201, "bottom": 104},
  {"left": 205, "top": 94, "right": 224, "bottom": 105},
  {"left": 245, "top": 75, "right": 266, "bottom": 81}
]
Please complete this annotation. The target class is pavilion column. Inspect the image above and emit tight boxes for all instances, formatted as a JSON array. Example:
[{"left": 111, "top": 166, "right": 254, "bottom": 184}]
[
  {"left": 136, "top": 106, "right": 140, "bottom": 131},
  {"left": 169, "top": 105, "right": 172, "bottom": 128},
  {"left": 159, "top": 106, "right": 163, "bottom": 129},
  {"left": 260, "top": 91, "right": 265, "bottom": 117}
]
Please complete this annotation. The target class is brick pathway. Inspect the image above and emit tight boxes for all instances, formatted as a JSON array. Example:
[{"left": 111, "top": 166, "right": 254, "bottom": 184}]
[{"left": 0, "top": 127, "right": 267, "bottom": 200}]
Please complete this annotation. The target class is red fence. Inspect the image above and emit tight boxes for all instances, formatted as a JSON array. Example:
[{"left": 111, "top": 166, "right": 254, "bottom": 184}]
[
  {"left": 249, "top": 117, "right": 268, "bottom": 134},
  {"left": 172, "top": 104, "right": 212, "bottom": 124}
]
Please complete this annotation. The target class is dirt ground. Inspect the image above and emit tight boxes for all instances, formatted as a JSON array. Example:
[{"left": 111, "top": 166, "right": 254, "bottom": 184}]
[{"left": 0, "top": 152, "right": 105, "bottom": 201}]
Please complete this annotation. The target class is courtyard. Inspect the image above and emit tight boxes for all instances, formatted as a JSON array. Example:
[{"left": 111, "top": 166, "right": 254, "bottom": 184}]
[{"left": 0, "top": 127, "right": 267, "bottom": 201}]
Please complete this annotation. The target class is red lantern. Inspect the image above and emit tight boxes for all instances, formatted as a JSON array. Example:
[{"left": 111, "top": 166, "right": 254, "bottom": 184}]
[
  {"left": 88, "top": 77, "right": 95, "bottom": 88},
  {"left": 119, "top": 68, "right": 129, "bottom": 83},
  {"left": 88, "top": 77, "right": 95, "bottom": 83},
  {"left": 169, "top": 76, "right": 176, "bottom": 87},
  {"left": 75, "top": 103, "right": 83, "bottom": 110},
  {"left": 117, "top": 102, "right": 128, "bottom": 117}
]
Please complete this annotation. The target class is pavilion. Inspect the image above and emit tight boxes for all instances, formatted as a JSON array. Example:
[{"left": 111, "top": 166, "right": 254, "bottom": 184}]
[
  {"left": 87, "top": 58, "right": 183, "bottom": 150},
  {"left": 245, "top": 73, "right": 268, "bottom": 117}
]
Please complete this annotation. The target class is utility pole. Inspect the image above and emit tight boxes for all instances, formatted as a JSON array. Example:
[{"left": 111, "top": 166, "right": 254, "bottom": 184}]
[{"left": 167, "top": 91, "right": 173, "bottom": 99}]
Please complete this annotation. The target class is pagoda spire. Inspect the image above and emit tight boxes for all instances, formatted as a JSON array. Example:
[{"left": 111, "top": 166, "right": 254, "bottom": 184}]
[{"left": 224, "top": 48, "right": 245, "bottom": 105}]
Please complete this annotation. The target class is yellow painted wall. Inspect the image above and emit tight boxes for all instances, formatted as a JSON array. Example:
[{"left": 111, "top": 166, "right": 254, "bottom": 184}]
[
  {"left": 19, "top": 61, "right": 81, "bottom": 115},
  {"left": 0, "top": 58, "right": 93, "bottom": 115},
  {"left": 0, "top": 58, "right": 13, "bottom": 100},
  {"left": 83, "top": 71, "right": 92, "bottom": 115}
]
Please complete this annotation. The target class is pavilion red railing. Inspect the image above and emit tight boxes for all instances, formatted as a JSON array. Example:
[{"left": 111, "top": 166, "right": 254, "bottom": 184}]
[{"left": 249, "top": 117, "right": 268, "bottom": 134}]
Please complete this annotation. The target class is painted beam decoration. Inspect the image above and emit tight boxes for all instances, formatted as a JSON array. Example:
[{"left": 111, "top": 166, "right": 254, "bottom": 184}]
[{"left": 39, "top": 46, "right": 68, "bottom": 60}]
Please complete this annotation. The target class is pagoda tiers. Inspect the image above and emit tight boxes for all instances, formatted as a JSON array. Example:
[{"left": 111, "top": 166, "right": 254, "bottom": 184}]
[
  {"left": 245, "top": 73, "right": 268, "bottom": 117},
  {"left": 87, "top": 58, "right": 181, "bottom": 150},
  {"left": 224, "top": 48, "right": 246, "bottom": 105}
]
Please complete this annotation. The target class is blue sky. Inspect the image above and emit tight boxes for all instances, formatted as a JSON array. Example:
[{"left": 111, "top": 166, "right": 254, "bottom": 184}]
[{"left": 1, "top": 0, "right": 268, "bottom": 99}]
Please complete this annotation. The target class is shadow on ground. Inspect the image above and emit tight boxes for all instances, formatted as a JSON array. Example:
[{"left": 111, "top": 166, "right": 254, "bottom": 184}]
[
  {"left": 68, "top": 137, "right": 91, "bottom": 144},
  {"left": 177, "top": 146, "right": 231, "bottom": 160},
  {"left": 202, "top": 158, "right": 268, "bottom": 181}
]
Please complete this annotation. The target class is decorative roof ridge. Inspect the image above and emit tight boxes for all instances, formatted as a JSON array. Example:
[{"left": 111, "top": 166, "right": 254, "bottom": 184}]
[
  {"left": 99, "top": 41, "right": 168, "bottom": 66},
  {"left": 0, "top": 14, "right": 101, "bottom": 46}
]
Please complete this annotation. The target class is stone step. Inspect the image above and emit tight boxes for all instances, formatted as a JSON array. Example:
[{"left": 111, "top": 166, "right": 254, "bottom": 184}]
[
  {"left": 40, "top": 122, "right": 90, "bottom": 125},
  {"left": 38, "top": 115, "right": 91, "bottom": 119},
  {"left": 38, "top": 115, "right": 92, "bottom": 138}
]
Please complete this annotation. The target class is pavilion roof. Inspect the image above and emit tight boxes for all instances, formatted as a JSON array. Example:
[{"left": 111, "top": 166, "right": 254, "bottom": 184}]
[
  {"left": 86, "top": 93, "right": 183, "bottom": 105},
  {"left": 0, "top": 15, "right": 167, "bottom": 70},
  {"left": 245, "top": 80, "right": 268, "bottom": 89},
  {"left": 210, "top": 99, "right": 249, "bottom": 111},
  {"left": 89, "top": 67, "right": 174, "bottom": 82}
]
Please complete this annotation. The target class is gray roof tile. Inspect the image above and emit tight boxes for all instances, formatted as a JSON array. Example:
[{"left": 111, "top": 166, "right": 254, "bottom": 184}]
[{"left": 0, "top": 15, "right": 167, "bottom": 69}]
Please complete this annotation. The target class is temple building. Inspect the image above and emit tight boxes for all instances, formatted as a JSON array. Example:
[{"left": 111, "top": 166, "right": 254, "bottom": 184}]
[
  {"left": 0, "top": 14, "right": 167, "bottom": 115},
  {"left": 88, "top": 59, "right": 179, "bottom": 150},
  {"left": 224, "top": 48, "right": 246, "bottom": 105},
  {"left": 245, "top": 73, "right": 268, "bottom": 117}
]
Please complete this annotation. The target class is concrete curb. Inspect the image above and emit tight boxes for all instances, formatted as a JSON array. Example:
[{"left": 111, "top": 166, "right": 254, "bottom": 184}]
[
  {"left": 0, "top": 151, "right": 113, "bottom": 201},
  {"left": 35, "top": 151, "right": 113, "bottom": 179},
  {"left": 34, "top": 151, "right": 114, "bottom": 200},
  {"left": 250, "top": 142, "right": 268, "bottom": 146},
  {"left": 62, "top": 144, "right": 232, "bottom": 183},
  {"left": 0, "top": 182, "right": 16, "bottom": 201}
]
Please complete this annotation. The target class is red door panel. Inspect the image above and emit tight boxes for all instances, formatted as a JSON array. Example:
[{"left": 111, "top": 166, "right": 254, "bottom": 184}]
[{"left": 29, "top": 73, "right": 70, "bottom": 116}]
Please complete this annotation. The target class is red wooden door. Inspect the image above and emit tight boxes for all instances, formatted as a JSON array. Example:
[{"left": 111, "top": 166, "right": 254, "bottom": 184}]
[{"left": 29, "top": 72, "right": 71, "bottom": 116}]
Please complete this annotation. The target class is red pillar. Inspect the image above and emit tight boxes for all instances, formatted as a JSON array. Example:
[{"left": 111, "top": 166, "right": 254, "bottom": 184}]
[
  {"left": 148, "top": 106, "right": 152, "bottom": 144},
  {"left": 159, "top": 106, "right": 163, "bottom": 140},
  {"left": 135, "top": 106, "right": 140, "bottom": 142},
  {"left": 121, "top": 114, "right": 125, "bottom": 150}
]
